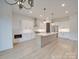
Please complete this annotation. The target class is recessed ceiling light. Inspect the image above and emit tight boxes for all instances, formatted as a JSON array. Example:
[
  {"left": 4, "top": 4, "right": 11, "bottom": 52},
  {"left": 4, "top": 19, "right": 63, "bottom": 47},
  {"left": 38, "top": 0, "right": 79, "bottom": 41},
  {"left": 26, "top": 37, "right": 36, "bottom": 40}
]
[
  {"left": 29, "top": 11, "right": 32, "bottom": 13},
  {"left": 61, "top": 3, "right": 65, "bottom": 7},
  {"left": 43, "top": 21, "right": 47, "bottom": 24},
  {"left": 26, "top": 10, "right": 32, "bottom": 14},
  {"left": 65, "top": 11, "right": 69, "bottom": 14},
  {"left": 40, "top": 15, "right": 43, "bottom": 17}
]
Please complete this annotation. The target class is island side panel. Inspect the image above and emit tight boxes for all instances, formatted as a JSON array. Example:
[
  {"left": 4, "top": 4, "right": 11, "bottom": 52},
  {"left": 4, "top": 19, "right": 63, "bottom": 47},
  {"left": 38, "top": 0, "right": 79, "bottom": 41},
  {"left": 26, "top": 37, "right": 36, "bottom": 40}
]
[{"left": 41, "top": 33, "right": 58, "bottom": 47}]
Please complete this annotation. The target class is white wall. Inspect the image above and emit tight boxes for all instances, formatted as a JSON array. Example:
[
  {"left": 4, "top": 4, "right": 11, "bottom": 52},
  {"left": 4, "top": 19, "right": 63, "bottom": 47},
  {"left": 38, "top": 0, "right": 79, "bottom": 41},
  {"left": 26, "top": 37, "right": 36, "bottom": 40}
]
[
  {"left": 55, "top": 14, "right": 78, "bottom": 40},
  {"left": 35, "top": 19, "right": 46, "bottom": 32},
  {"left": 12, "top": 13, "right": 22, "bottom": 34},
  {"left": 12, "top": 13, "right": 35, "bottom": 42},
  {"left": 12, "top": 13, "right": 34, "bottom": 34},
  {"left": 69, "top": 14, "right": 78, "bottom": 33},
  {"left": 0, "top": 0, "right": 13, "bottom": 51},
  {"left": 22, "top": 18, "right": 34, "bottom": 31}
]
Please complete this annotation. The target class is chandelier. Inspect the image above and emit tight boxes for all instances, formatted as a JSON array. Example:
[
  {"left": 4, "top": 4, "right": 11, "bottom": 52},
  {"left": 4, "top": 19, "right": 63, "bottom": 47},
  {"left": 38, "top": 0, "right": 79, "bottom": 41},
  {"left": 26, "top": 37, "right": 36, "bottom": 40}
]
[
  {"left": 5, "top": 0, "right": 34, "bottom": 10},
  {"left": 43, "top": 8, "right": 54, "bottom": 23},
  {"left": 43, "top": 8, "right": 46, "bottom": 21}
]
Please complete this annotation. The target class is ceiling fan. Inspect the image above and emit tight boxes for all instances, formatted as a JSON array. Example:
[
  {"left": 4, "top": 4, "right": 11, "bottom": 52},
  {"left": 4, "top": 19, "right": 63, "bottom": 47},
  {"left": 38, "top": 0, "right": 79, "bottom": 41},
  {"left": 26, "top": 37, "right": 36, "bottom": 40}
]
[{"left": 4, "top": 0, "right": 34, "bottom": 10}]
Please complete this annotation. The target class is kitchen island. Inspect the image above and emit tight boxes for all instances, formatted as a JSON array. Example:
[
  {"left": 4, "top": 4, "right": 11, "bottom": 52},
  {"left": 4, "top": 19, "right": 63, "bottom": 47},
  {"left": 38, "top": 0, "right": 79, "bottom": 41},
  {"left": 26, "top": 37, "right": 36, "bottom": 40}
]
[{"left": 36, "top": 32, "right": 58, "bottom": 48}]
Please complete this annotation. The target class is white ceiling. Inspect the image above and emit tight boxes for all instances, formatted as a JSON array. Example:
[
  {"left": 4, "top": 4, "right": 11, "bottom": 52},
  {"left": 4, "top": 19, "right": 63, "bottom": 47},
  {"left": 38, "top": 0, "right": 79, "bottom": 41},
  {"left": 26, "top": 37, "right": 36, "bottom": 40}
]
[{"left": 12, "top": 0, "right": 78, "bottom": 19}]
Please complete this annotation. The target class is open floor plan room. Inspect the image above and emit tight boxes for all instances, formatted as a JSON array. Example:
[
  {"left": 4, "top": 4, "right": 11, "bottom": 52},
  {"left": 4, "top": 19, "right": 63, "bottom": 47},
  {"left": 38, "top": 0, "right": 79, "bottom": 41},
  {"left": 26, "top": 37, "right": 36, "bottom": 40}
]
[{"left": 0, "top": 0, "right": 78, "bottom": 59}]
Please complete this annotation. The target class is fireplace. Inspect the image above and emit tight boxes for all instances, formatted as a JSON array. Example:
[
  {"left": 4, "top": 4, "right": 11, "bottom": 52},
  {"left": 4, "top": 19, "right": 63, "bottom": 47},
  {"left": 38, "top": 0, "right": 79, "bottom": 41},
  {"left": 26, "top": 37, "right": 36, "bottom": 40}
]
[{"left": 14, "top": 34, "right": 22, "bottom": 39}]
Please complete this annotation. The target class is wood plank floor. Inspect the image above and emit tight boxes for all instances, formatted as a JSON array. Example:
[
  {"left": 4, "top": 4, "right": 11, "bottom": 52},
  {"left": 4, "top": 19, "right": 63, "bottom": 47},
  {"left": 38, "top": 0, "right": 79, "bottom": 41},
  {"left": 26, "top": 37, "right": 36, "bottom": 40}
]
[{"left": 0, "top": 38, "right": 77, "bottom": 59}]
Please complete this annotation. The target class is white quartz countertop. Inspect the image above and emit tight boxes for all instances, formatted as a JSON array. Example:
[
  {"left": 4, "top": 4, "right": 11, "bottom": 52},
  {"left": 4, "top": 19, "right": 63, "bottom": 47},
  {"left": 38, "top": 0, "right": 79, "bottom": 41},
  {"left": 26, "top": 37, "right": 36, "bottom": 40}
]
[{"left": 37, "top": 32, "right": 58, "bottom": 36}]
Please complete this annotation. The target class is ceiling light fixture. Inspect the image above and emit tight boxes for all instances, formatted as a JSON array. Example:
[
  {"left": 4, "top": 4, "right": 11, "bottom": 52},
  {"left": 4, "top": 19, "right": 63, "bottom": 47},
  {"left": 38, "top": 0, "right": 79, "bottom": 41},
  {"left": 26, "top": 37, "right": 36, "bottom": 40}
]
[
  {"left": 40, "top": 15, "right": 43, "bottom": 17},
  {"left": 26, "top": 10, "right": 32, "bottom": 14},
  {"left": 65, "top": 11, "right": 69, "bottom": 14},
  {"left": 46, "top": 17, "right": 49, "bottom": 20},
  {"left": 29, "top": 11, "right": 32, "bottom": 13},
  {"left": 5, "top": 0, "right": 34, "bottom": 10},
  {"left": 43, "top": 8, "right": 46, "bottom": 21},
  {"left": 43, "top": 8, "right": 48, "bottom": 23},
  {"left": 61, "top": 3, "right": 65, "bottom": 7}
]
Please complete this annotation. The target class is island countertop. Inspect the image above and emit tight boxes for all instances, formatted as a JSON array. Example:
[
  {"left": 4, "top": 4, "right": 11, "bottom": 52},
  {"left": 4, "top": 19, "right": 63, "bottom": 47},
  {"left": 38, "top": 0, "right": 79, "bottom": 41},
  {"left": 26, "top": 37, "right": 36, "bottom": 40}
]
[{"left": 36, "top": 32, "right": 58, "bottom": 36}]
